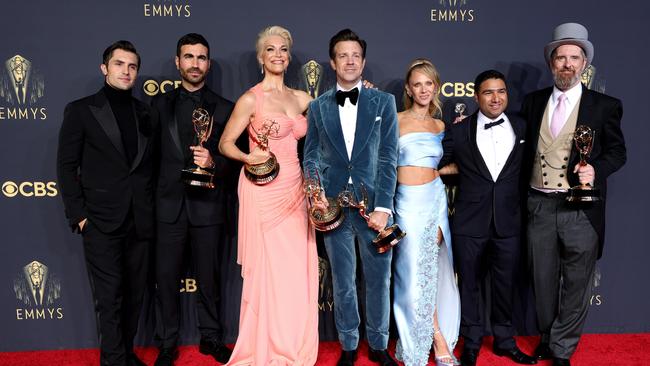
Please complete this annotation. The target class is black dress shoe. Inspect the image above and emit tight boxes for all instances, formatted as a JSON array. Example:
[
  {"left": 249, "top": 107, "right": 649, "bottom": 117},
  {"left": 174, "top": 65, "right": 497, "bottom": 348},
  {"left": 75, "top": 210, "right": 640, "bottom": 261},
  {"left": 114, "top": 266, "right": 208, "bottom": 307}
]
[
  {"left": 368, "top": 348, "right": 398, "bottom": 366},
  {"left": 493, "top": 346, "right": 537, "bottom": 364},
  {"left": 337, "top": 349, "right": 357, "bottom": 366},
  {"left": 199, "top": 338, "right": 232, "bottom": 364},
  {"left": 127, "top": 353, "right": 147, "bottom": 366},
  {"left": 534, "top": 342, "right": 553, "bottom": 360},
  {"left": 154, "top": 347, "right": 179, "bottom": 366},
  {"left": 460, "top": 348, "right": 479, "bottom": 366},
  {"left": 552, "top": 358, "right": 571, "bottom": 366}
]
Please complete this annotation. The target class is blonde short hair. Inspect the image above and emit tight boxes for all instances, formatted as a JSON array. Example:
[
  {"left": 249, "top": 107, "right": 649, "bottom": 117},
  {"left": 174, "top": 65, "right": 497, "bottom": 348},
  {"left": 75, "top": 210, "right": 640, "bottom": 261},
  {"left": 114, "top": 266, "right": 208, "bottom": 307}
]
[
  {"left": 403, "top": 58, "right": 442, "bottom": 118},
  {"left": 256, "top": 25, "right": 293, "bottom": 65}
]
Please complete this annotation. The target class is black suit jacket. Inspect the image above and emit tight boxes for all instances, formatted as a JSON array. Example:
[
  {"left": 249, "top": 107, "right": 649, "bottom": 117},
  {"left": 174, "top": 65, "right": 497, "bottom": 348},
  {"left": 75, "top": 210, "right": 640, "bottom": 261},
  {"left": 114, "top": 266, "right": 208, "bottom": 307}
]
[
  {"left": 56, "top": 89, "right": 157, "bottom": 238},
  {"left": 521, "top": 86, "right": 626, "bottom": 258},
  {"left": 440, "top": 112, "right": 526, "bottom": 238},
  {"left": 151, "top": 87, "right": 234, "bottom": 225}
]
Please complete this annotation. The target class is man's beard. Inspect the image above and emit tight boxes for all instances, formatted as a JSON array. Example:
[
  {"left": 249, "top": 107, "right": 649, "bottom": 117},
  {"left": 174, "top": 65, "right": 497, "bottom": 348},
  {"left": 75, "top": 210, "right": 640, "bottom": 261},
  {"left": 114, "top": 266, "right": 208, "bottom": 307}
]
[
  {"left": 553, "top": 68, "right": 581, "bottom": 90},
  {"left": 181, "top": 68, "right": 206, "bottom": 85}
]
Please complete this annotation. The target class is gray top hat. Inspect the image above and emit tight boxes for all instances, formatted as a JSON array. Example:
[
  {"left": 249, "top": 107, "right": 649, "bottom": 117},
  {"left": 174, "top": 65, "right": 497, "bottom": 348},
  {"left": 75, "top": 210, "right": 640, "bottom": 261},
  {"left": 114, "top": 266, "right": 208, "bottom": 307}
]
[{"left": 544, "top": 22, "right": 594, "bottom": 66}]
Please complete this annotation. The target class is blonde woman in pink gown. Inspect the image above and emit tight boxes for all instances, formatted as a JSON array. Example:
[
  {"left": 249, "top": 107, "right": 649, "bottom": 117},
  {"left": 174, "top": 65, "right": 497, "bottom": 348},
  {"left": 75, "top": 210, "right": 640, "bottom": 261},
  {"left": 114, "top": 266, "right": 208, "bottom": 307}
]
[{"left": 218, "top": 25, "right": 318, "bottom": 365}]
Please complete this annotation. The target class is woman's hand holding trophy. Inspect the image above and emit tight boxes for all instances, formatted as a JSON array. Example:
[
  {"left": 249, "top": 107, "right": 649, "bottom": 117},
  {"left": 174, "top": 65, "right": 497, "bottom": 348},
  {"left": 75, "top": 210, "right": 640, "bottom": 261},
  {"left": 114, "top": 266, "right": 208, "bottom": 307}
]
[{"left": 244, "top": 119, "right": 280, "bottom": 185}]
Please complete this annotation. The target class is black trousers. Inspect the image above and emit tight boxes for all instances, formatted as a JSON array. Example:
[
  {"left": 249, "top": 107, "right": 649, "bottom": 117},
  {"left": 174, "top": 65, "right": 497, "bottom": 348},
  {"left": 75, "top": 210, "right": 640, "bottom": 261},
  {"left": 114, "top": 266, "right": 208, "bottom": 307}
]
[
  {"left": 454, "top": 226, "right": 520, "bottom": 351},
  {"left": 156, "top": 206, "right": 223, "bottom": 348},
  {"left": 82, "top": 215, "right": 149, "bottom": 366},
  {"left": 527, "top": 192, "right": 598, "bottom": 359}
]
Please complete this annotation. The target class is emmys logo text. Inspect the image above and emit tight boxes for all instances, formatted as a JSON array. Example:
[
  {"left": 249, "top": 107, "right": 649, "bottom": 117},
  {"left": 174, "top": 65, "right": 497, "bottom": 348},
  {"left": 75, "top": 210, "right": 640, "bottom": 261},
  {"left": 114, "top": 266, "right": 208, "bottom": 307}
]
[
  {"left": 431, "top": 0, "right": 475, "bottom": 22},
  {"left": 2, "top": 181, "right": 58, "bottom": 198},
  {"left": 13, "top": 260, "right": 64, "bottom": 320},
  {"left": 144, "top": 0, "right": 191, "bottom": 17},
  {"left": 143, "top": 79, "right": 182, "bottom": 96},
  {"left": 0, "top": 55, "right": 47, "bottom": 120}
]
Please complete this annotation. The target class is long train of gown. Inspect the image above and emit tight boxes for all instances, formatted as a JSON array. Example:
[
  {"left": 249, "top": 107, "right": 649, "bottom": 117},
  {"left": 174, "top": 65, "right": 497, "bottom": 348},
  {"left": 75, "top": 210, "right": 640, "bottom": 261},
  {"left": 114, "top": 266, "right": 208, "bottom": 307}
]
[
  {"left": 393, "top": 132, "right": 460, "bottom": 366},
  {"left": 227, "top": 84, "right": 318, "bottom": 365}
]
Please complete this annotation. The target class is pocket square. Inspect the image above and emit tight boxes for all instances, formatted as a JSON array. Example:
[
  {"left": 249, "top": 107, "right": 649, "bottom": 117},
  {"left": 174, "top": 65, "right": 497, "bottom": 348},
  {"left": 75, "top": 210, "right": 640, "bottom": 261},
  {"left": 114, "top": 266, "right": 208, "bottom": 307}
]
[
  {"left": 519, "top": 139, "right": 525, "bottom": 143},
  {"left": 375, "top": 116, "right": 382, "bottom": 122}
]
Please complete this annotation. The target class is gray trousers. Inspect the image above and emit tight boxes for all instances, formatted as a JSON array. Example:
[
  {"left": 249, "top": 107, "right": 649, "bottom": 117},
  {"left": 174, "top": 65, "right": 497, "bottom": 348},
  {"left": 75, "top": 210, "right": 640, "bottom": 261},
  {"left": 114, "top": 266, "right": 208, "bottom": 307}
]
[{"left": 527, "top": 191, "right": 598, "bottom": 359}]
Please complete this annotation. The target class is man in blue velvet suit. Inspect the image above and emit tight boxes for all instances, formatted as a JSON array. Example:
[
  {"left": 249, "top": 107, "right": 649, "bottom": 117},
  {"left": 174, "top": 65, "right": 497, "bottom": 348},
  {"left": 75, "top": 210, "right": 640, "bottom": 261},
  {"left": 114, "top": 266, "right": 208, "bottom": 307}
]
[{"left": 303, "top": 29, "right": 399, "bottom": 366}]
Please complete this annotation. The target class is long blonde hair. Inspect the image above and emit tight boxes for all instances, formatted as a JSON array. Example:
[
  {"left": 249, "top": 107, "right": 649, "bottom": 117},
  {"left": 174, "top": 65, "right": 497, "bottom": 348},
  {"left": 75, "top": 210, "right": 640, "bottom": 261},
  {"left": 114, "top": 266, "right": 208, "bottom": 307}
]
[{"left": 403, "top": 58, "right": 442, "bottom": 118}]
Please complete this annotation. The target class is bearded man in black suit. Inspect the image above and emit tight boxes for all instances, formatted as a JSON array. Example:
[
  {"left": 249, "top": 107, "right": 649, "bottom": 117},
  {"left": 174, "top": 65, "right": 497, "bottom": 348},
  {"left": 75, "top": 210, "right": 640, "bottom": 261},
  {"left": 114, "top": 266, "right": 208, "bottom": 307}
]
[
  {"left": 521, "top": 23, "right": 626, "bottom": 366},
  {"left": 150, "top": 33, "right": 234, "bottom": 366}
]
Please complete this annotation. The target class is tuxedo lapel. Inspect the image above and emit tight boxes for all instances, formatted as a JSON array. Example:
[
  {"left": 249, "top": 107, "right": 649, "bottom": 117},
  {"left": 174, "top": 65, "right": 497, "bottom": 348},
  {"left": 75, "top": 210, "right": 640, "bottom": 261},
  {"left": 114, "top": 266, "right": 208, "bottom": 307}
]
[
  {"left": 572, "top": 86, "right": 596, "bottom": 167},
  {"left": 350, "top": 89, "right": 377, "bottom": 161},
  {"left": 130, "top": 101, "right": 150, "bottom": 172},
  {"left": 89, "top": 90, "right": 127, "bottom": 161},
  {"left": 468, "top": 114, "right": 492, "bottom": 179},
  {"left": 166, "top": 90, "right": 184, "bottom": 158},
  {"left": 498, "top": 114, "right": 524, "bottom": 180},
  {"left": 529, "top": 88, "right": 553, "bottom": 156},
  {"left": 320, "top": 89, "right": 349, "bottom": 162}
]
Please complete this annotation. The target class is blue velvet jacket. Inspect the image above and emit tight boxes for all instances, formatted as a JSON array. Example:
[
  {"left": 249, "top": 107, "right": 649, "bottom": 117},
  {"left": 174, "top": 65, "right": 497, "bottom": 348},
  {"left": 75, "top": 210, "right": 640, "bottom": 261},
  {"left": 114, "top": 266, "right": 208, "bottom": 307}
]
[{"left": 303, "top": 86, "right": 399, "bottom": 212}]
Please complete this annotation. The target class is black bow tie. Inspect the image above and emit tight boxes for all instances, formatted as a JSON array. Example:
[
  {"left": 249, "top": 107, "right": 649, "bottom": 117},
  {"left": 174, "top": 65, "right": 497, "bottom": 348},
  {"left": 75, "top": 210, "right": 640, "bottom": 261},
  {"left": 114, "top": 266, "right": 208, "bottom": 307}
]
[
  {"left": 484, "top": 118, "right": 504, "bottom": 129},
  {"left": 336, "top": 88, "right": 359, "bottom": 107},
  {"left": 179, "top": 89, "right": 201, "bottom": 104}
]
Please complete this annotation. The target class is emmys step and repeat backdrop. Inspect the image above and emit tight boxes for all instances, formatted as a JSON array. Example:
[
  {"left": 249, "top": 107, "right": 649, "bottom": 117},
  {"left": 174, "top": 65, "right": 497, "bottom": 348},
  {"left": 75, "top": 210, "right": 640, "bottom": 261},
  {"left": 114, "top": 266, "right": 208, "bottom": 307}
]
[{"left": 1, "top": 0, "right": 648, "bottom": 352}]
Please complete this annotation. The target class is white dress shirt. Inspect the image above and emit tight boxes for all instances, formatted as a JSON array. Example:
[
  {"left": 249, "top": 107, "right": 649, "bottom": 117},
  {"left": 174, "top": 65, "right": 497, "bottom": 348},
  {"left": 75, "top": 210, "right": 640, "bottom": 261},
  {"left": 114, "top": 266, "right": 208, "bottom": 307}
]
[
  {"left": 547, "top": 82, "right": 582, "bottom": 130},
  {"left": 476, "top": 111, "right": 516, "bottom": 182},
  {"left": 337, "top": 80, "right": 362, "bottom": 161},
  {"left": 336, "top": 81, "right": 391, "bottom": 215}
]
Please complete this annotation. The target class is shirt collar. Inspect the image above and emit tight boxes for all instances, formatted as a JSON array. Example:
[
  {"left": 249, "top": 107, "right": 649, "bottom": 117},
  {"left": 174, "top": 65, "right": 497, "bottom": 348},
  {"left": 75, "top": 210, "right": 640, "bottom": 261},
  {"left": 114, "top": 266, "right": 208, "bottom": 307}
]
[
  {"left": 336, "top": 80, "right": 363, "bottom": 92},
  {"left": 552, "top": 81, "right": 582, "bottom": 105},
  {"left": 477, "top": 111, "right": 507, "bottom": 127}
]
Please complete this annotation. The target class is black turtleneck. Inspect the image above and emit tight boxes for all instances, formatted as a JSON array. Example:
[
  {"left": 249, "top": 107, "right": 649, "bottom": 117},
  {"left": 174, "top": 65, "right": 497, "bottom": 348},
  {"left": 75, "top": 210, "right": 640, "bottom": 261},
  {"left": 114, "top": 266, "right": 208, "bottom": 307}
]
[
  {"left": 176, "top": 86, "right": 205, "bottom": 163},
  {"left": 104, "top": 83, "right": 138, "bottom": 164}
]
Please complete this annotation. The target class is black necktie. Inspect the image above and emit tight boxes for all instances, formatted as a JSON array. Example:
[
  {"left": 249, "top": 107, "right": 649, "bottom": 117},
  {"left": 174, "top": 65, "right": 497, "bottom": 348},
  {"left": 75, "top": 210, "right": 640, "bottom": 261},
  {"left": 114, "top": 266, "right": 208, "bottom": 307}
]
[
  {"left": 484, "top": 118, "right": 504, "bottom": 129},
  {"left": 336, "top": 88, "right": 359, "bottom": 107}
]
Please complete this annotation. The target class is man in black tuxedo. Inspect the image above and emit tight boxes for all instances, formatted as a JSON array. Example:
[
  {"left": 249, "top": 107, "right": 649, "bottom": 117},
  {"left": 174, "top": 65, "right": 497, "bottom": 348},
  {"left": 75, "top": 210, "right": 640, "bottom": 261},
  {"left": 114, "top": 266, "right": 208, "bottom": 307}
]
[
  {"left": 57, "top": 40, "right": 156, "bottom": 366},
  {"left": 151, "top": 33, "right": 234, "bottom": 366},
  {"left": 522, "top": 23, "right": 626, "bottom": 366},
  {"left": 440, "top": 70, "right": 536, "bottom": 366}
]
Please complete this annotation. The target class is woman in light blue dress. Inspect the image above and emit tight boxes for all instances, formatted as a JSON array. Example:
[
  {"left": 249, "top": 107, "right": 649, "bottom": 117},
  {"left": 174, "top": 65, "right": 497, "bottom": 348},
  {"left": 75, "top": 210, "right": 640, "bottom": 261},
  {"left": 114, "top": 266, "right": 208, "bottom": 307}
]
[{"left": 393, "top": 59, "right": 461, "bottom": 366}]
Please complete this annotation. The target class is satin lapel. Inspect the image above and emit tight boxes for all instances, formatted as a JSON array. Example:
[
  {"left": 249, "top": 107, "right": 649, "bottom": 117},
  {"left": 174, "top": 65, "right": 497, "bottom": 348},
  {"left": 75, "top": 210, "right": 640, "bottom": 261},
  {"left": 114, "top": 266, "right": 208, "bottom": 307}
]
[
  {"left": 468, "top": 114, "right": 492, "bottom": 179},
  {"left": 89, "top": 91, "right": 126, "bottom": 161},
  {"left": 530, "top": 88, "right": 553, "bottom": 158},
  {"left": 320, "top": 90, "right": 349, "bottom": 162},
  {"left": 350, "top": 89, "right": 377, "bottom": 161},
  {"left": 130, "top": 101, "right": 149, "bottom": 172},
  {"left": 572, "top": 86, "right": 596, "bottom": 168},
  {"left": 498, "top": 114, "right": 524, "bottom": 180},
  {"left": 167, "top": 90, "right": 183, "bottom": 157}
]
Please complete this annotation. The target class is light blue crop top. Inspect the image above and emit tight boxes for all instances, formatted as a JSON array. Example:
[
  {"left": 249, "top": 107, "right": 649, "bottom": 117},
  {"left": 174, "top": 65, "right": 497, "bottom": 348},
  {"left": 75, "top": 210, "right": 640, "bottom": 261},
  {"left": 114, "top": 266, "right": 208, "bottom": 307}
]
[{"left": 397, "top": 132, "right": 444, "bottom": 169}]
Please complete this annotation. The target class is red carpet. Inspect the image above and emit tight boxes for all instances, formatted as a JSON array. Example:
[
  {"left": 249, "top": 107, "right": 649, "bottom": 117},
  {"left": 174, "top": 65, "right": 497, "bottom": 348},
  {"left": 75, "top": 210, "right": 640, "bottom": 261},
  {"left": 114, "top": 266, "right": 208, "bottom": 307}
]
[{"left": 1, "top": 334, "right": 649, "bottom": 366}]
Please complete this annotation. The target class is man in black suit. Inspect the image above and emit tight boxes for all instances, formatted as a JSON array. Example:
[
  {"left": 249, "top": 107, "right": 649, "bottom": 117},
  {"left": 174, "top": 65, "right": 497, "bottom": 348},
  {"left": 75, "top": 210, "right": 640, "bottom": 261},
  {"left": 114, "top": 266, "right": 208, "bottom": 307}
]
[
  {"left": 57, "top": 40, "right": 156, "bottom": 366},
  {"left": 440, "top": 70, "right": 536, "bottom": 366},
  {"left": 151, "top": 33, "right": 234, "bottom": 366},
  {"left": 522, "top": 23, "right": 626, "bottom": 366}
]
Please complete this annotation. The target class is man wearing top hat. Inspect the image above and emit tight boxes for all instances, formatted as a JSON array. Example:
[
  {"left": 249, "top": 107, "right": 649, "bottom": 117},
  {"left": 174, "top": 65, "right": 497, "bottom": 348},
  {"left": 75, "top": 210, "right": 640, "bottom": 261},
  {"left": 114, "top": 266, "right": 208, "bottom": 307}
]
[{"left": 521, "top": 23, "right": 626, "bottom": 366}]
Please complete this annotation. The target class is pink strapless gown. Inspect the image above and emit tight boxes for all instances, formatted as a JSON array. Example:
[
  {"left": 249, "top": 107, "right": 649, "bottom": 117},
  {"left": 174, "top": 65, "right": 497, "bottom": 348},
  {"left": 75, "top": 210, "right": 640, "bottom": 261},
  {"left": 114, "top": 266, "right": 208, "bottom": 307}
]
[{"left": 227, "top": 84, "right": 318, "bottom": 366}]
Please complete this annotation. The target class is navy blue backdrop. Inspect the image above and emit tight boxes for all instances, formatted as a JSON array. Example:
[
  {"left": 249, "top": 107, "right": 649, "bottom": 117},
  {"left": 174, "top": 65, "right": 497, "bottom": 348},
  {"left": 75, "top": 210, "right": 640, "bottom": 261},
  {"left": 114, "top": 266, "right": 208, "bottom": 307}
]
[{"left": 1, "top": 0, "right": 648, "bottom": 352}]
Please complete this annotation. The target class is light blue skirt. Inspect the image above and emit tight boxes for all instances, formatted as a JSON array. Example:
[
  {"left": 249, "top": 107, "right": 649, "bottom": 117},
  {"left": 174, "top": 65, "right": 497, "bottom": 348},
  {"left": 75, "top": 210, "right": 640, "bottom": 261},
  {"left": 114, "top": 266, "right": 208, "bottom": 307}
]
[{"left": 393, "top": 178, "right": 460, "bottom": 365}]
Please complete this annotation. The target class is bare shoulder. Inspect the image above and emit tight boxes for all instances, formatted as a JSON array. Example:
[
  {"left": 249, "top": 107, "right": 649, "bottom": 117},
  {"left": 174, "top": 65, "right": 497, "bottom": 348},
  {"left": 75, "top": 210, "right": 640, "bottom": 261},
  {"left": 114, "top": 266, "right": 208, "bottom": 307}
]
[
  {"left": 432, "top": 118, "right": 446, "bottom": 132},
  {"left": 235, "top": 90, "right": 256, "bottom": 110},
  {"left": 290, "top": 88, "right": 312, "bottom": 110}
]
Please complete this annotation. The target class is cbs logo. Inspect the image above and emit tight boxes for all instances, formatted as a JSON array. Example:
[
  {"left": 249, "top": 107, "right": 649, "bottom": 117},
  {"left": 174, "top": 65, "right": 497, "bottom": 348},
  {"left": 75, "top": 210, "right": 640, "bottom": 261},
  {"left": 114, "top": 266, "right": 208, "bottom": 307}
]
[
  {"left": 2, "top": 181, "right": 58, "bottom": 198},
  {"left": 143, "top": 79, "right": 182, "bottom": 96},
  {"left": 441, "top": 82, "right": 475, "bottom": 97}
]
